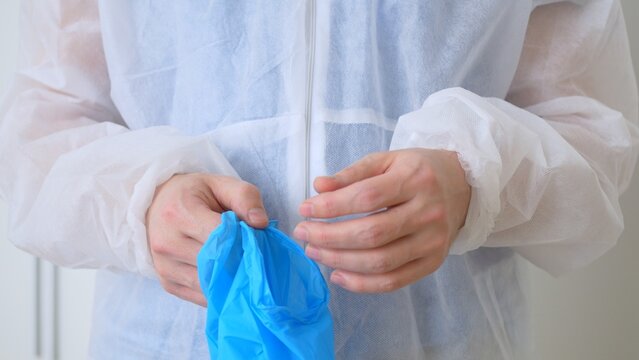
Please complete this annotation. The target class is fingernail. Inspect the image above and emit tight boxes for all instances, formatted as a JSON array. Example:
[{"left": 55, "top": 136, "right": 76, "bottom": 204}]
[
  {"left": 248, "top": 208, "right": 267, "bottom": 224},
  {"left": 305, "top": 244, "right": 321, "bottom": 261},
  {"left": 330, "top": 271, "right": 346, "bottom": 287},
  {"left": 299, "top": 202, "right": 314, "bottom": 217},
  {"left": 293, "top": 225, "right": 308, "bottom": 241}
]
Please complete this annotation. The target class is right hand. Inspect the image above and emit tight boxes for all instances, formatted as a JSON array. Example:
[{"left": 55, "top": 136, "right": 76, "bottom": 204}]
[{"left": 146, "top": 173, "right": 268, "bottom": 306}]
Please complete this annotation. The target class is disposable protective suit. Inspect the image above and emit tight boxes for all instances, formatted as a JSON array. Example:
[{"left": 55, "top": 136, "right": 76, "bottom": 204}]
[{"left": 1, "top": 0, "right": 638, "bottom": 359}]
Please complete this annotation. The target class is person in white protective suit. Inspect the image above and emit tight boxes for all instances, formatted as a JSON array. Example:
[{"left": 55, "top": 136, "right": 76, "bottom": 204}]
[{"left": 1, "top": 0, "right": 638, "bottom": 358}]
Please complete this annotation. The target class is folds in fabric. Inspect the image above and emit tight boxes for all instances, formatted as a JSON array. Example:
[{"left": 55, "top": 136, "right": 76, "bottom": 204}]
[{"left": 197, "top": 211, "right": 334, "bottom": 360}]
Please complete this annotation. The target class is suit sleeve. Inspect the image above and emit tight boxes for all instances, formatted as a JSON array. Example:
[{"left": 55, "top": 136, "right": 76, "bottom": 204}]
[
  {"left": 0, "top": 0, "right": 238, "bottom": 277},
  {"left": 389, "top": 0, "right": 639, "bottom": 275}
]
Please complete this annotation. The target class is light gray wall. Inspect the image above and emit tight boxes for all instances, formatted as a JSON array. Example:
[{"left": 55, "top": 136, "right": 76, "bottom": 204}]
[
  {"left": 0, "top": 1, "right": 638, "bottom": 359},
  {"left": 0, "top": 1, "right": 34, "bottom": 358},
  {"left": 0, "top": 4, "right": 95, "bottom": 358}
]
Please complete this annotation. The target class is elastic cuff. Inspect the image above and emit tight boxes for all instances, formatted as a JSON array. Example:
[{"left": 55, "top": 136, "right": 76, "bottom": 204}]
[{"left": 389, "top": 88, "right": 502, "bottom": 255}]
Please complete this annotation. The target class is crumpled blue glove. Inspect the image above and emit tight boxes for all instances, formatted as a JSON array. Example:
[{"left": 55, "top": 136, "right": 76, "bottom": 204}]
[{"left": 197, "top": 211, "right": 335, "bottom": 360}]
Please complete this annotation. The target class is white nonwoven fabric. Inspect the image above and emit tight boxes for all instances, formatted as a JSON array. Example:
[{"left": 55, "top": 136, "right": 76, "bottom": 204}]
[{"left": 1, "top": 0, "right": 637, "bottom": 359}]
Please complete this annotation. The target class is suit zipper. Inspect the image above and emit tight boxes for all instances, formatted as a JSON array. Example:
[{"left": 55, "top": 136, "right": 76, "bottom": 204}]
[{"left": 304, "top": 0, "right": 316, "bottom": 204}]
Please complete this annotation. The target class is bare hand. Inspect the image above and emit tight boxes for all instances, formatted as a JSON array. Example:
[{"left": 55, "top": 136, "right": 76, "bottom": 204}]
[
  {"left": 146, "top": 173, "right": 268, "bottom": 306},
  {"left": 293, "top": 149, "right": 470, "bottom": 293}
]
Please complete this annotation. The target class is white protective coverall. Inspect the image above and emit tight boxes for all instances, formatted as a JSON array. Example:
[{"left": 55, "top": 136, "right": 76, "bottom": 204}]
[{"left": 1, "top": 0, "right": 638, "bottom": 359}]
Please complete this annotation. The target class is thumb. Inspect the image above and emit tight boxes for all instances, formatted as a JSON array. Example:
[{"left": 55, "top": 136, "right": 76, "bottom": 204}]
[
  {"left": 203, "top": 175, "right": 269, "bottom": 228},
  {"left": 314, "top": 152, "right": 391, "bottom": 193}
]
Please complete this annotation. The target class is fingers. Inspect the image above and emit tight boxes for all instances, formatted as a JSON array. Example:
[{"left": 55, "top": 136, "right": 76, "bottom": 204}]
[
  {"left": 203, "top": 176, "right": 269, "bottom": 228},
  {"left": 156, "top": 261, "right": 207, "bottom": 306},
  {"left": 297, "top": 196, "right": 451, "bottom": 293},
  {"left": 329, "top": 255, "right": 441, "bottom": 294},
  {"left": 293, "top": 150, "right": 463, "bottom": 293},
  {"left": 300, "top": 171, "right": 412, "bottom": 219},
  {"left": 296, "top": 194, "right": 447, "bottom": 249},
  {"left": 147, "top": 173, "right": 270, "bottom": 307},
  {"left": 303, "top": 212, "right": 447, "bottom": 273},
  {"left": 305, "top": 231, "right": 440, "bottom": 274},
  {"left": 162, "top": 282, "right": 207, "bottom": 307},
  {"left": 151, "top": 235, "right": 203, "bottom": 266},
  {"left": 313, "top": 152, "right": 391, "bottom": 193},
  {"left": 294, "top": 204, "right": 414, "bottom": 249},
  {"left": 181, "top": 204, "right": 222, "bottom": 244},
  {"left": 155, "top": 259, "right": 201, "bottom": 290}
]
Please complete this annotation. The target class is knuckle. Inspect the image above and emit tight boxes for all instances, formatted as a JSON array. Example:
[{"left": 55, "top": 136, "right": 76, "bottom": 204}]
[
  {"left": 156, "top": 269, "right": 168, "bottom": 281},
  {"left": 418, "top": 204, "right": 447, "bottom": 225},
  {"left": 347, "top": 277, "right": 367, "bottom": 293},
  {"left": 395, "top": 163, "right": 415, "bottom": 180},
  {"left": 377, "top": 277, "right": 400, "bottom": 293},
  {"left": 168, "top": 287, "right": 180, "bottom": 297},
  {"left": 157, "top": 267, "right": 175, "bottom": 283},
  {"left": 237, "top": 182, "right": 259, "bottom": 199},
  {"left": 339, "top": 166, "right": 357, "bottom": 180},
  {"left": 415, "top": 166, "right": 437, "bottom": 186},
  {"left": 159, "top": 279, "right": 175, "bottom": 293},
  {"left": 357, "top": 186, "right": 383, "bottom": 209},
  {"left": 173, "top": 287, "right": 190, "bottom": 301},
  {"left": 150, "top": 240, "right": 171, "bottom": 256},
  {"left": 328, "top": 251, "right": 344, "bottom": 269},
  {"left": 359, "top": 223, "right": 385, "bottom": 247},
  {"left": 318, "top": 196, "right": 336, "bottom": 216},
  {"left": 159, "top": 203, "right": 182, "bottom": 225},
  {"left": 362, "top": 152, "right": 379, "bottom": 165},
  {"left": 369, "top": 254, "right": 393, "bottom": 273},
  {"left": 430, "top": 204, "right": 448, "bottom": 223},
  {"left": 314, "top": 226, "right": 331, "bottom": 247}
]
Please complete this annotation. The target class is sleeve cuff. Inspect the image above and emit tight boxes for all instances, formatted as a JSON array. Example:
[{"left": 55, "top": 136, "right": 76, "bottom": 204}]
[
  {"left": 389, "top": 87, "right": 504, "bottom": 255},
  {"left": 123, "top": 129, "right": 239, "bottom": 278}
]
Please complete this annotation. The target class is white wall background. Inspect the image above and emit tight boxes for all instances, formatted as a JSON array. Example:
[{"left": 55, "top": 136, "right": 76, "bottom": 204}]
[{"left": 0, "top": 1, "right": 638, "bottom": 359}]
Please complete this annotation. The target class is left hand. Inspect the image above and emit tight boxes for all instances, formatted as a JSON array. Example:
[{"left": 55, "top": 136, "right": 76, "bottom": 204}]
[{"left": 293, "top": 148, "right": 471, "bottom": 293}]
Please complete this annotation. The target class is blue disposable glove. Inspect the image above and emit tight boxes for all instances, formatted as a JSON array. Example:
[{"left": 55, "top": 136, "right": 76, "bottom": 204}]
[{"left": 198, "top": 211, "right": 334, "bottom": 360}]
